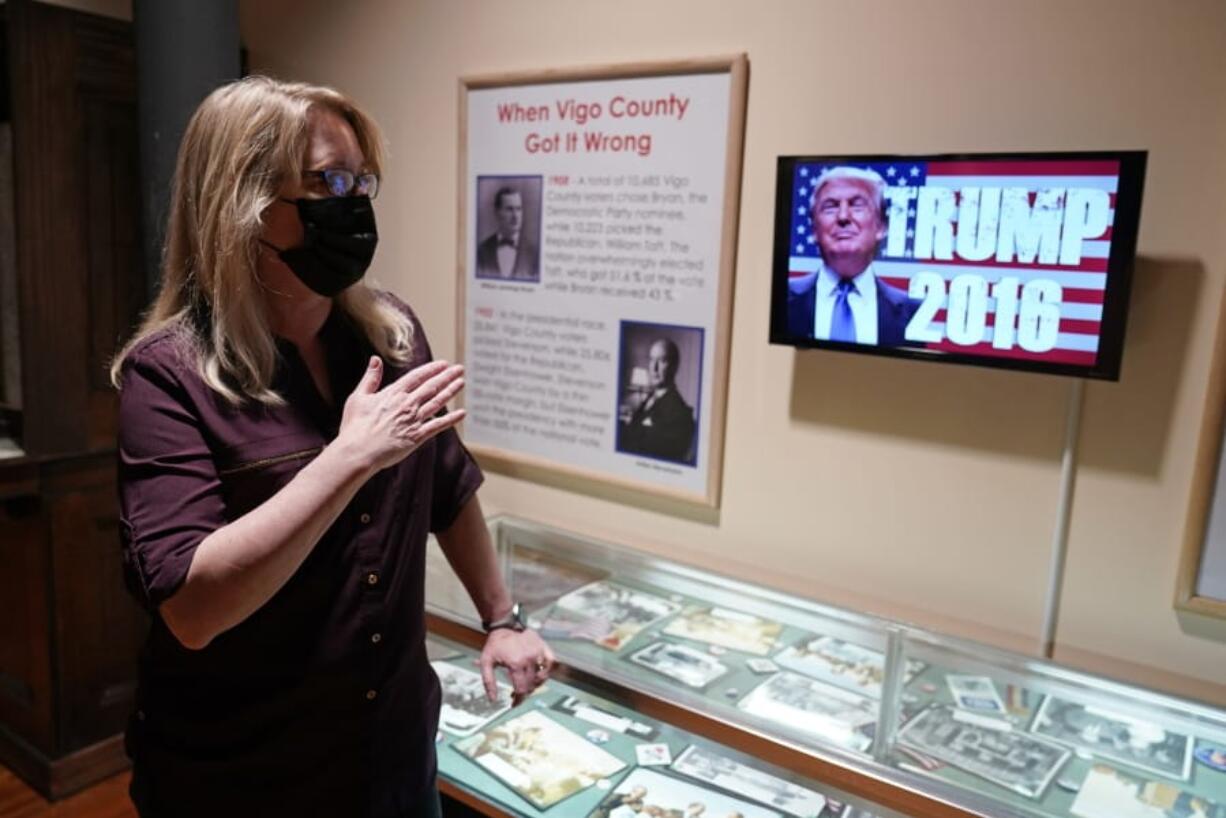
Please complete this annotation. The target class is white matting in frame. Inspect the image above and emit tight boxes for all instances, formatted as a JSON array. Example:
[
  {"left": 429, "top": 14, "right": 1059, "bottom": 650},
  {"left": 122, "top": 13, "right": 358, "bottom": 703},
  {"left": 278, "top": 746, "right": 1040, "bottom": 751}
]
[{"left": 457, "top": 56, "right": 748, "bottom": 510}]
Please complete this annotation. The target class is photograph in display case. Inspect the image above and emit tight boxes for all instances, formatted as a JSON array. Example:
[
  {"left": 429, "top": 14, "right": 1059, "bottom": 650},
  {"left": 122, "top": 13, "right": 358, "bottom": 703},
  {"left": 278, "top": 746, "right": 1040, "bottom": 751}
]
[
  {"left": 551, "top": 694, "right": 659, "bottom": 740},
  {"left": 433, "top": 660, "right": 513, "bottom": 737},
  {"left": 671, "top": 745, "right": 829, "bottom": 818},
  {"left": 897, "top": 705, "right": 1070, "bottom": 799},
  {"left": 589, "top": 767, "right": 784, "bottom": 818},
  {"left": 542, "top": 581, "right": 681, "bottom": 651},
  {"left": 1030, "top": 695, "right": 1193, "bottom": 781},
  {"left": 945, "top": 674, "right": 1007, "bottom": 715},
  {"left": 1070, "top": 764, "right": 1226, "bottom": 818},
  {"left": 662, "top": 606, "right": 784, "bottom": 656},
  {"left": 636, "top": 743, "right": 673, "bottom": 766},
  {"left": 454, "top": 709, "right": 626, "bottom": 809},
  {"left": 629, "top": 641, "right": 730, "bottom": 689},
  {"left": 774, "top": 636, "right": 924, "bottom": 699},
  {"left": 511, "top": 548, "right": 609, "bottom": 614},
  {"left": 736, "top": 671, "right": 877, "bottom": 753}
]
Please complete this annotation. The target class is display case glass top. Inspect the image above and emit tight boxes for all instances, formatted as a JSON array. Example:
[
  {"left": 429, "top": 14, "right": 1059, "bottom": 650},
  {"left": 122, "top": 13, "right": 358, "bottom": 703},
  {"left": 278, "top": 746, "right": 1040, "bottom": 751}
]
[
  {"left": 429, "top": 633, "right": 893, "bottom": 818},
  {"left": 426, "top": 516, "right": 1226, "bottom": 818}
]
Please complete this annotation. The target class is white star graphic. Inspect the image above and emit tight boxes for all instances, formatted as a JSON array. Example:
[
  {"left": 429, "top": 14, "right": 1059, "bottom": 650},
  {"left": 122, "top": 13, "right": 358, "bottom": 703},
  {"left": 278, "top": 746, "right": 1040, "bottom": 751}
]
[
  {"left": 797, "top": 226, "right": 804, "bottom": 235},
  {"left": 887, "top": 166, "right": 897, "bottom": 177},
  {"left": 795, "top": 243, "right": 804, "bottom": 253},
  {"left": 797, "top": 207, "right": 805, "bottom": 216},
  {"left": 800, "top": 167, "right": 809, "bottom": 177},
  {"left": 910, "top": 166, "right": 920, "bottom": 177}
]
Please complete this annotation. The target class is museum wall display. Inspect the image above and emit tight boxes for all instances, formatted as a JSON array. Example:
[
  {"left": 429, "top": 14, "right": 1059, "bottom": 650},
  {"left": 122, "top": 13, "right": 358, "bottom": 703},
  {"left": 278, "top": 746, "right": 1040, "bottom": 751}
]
[{"left": 238, "top": 0, "right": 1226, "bottom": 702}]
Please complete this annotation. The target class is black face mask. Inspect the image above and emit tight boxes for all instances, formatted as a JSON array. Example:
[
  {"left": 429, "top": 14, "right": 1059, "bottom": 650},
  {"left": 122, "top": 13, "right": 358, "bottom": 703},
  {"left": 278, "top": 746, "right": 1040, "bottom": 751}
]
[{"left": 262, "top": 196, "right": 378, "bottom": 297}]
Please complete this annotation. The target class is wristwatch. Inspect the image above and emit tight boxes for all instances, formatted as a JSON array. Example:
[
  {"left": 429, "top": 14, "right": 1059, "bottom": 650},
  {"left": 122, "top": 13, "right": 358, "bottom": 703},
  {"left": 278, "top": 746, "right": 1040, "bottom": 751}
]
[{"left": 483, "top": 602, "right": 526, "bottom": 633}]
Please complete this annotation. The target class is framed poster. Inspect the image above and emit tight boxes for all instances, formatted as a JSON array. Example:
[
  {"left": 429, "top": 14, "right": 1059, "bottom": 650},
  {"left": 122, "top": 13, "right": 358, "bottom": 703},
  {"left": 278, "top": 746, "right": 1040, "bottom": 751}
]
[
  {"left": 1176, "top": 286, "right": 1226, "bottom": 617},
  {"left": 457, "top": 56, "right": 748, "bottom": 508}
]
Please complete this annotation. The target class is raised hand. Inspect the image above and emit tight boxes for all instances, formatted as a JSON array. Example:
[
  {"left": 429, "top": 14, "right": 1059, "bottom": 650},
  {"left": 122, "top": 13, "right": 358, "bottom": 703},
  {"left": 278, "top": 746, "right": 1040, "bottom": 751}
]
[{"left": 336, "top": 356, "right": 466, "bottom": 473}]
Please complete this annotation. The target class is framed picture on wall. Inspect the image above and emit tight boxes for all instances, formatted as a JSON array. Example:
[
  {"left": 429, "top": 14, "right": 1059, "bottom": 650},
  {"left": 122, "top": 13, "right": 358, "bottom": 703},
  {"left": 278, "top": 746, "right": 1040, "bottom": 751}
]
[
  {"left": 456, "top": 56, "right": 748, "bottom": 510},
  {"left": 1176, "top": 286, "right": 1226, "bottom": 618}
]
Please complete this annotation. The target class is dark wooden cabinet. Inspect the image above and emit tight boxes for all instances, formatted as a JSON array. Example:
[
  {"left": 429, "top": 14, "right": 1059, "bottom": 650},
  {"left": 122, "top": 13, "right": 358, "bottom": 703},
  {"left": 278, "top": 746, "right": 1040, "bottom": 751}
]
[
  {"left": 0, "top": 456, "right": 146, "bottom": 798},
  {"left": 0, "top": 0, "right": 147, "bottom": 800}
]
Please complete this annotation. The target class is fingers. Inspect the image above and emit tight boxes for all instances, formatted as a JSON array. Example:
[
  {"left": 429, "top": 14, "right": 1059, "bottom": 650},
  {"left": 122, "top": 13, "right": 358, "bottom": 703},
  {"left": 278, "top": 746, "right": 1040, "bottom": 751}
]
[
  {"left": 481, "top": 632, "right": 556, "bottom": 709},
  {"left": 507, "top": 663, "right": 535, "bottom": 701},
  {"left": 406, "top": 363, "right": 464, "bottom": 410},
  {"left": 414, "top": 375, "right": 465, "bottom": 423},
  {"left": 532, "top": 645, "right": 555, "bottom": 684},
  {"left": 392, "top": 359, "right": 452, "bottom": 395},
  {"left": 479, "top": 648, "right": 534, "bottom": 705},
  {"left": 354, "top": 356, "right": 383, "bottom": 395},
  {"left": 414, "top": 409, "right": 466, "bottom": 442},
  {"left": 479, "top": 649, "right": 498, "bottom": 703}
]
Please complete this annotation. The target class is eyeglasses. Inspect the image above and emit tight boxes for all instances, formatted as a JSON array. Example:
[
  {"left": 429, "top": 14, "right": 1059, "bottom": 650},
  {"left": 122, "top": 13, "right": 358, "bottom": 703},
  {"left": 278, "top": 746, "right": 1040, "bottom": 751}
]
[{"left": 302, "top": 169, "right": 380, "bottom": 200}]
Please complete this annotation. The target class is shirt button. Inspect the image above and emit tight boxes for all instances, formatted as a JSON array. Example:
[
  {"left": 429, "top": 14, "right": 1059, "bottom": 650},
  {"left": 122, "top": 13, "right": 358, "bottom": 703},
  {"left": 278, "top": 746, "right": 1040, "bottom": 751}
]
[
  {"left": 366, "top": 572, "right": 379, "bottom": 586},
  {"left": 366, "top": 689, "right": 378, "bottom": 701},
  {"left": 370, "top": 632, "right": 382, "bottom": 644},
  {"left": 359, "top": 512, "right": 371, "bottom": 524}
]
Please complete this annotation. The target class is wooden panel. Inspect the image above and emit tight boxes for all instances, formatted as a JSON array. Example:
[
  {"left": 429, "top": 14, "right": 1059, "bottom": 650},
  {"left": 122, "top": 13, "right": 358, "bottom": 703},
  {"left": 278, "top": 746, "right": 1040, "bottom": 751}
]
[
  {"left": 0, "top": 1, "right": 142, "bottom": 800},
  {"left": 83, "top": 94, "right": 140, "bottom": 451},
  {"left": 45, "top": 460, "right": 145, "bottom": 754},
  {"left": 0, "top": 494, "right": 51, "bottom": 753},
  {"left": 6, "top": 1, "right": 138, "bottom": 457},
  {"left": 76, "top": 6, "right": 139, "bottom": 455},
  {"left": 71, "top": 11, "right": 136, "bottom": 100},
  {"left": 7, "top": 0, "right": 89, "bottom": 456}
]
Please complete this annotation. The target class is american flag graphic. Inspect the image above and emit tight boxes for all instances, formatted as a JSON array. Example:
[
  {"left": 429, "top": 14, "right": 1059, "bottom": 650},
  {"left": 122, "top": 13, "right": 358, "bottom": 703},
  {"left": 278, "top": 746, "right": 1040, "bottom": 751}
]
[{"left": 789, "top": 159, "right": 1121, "bottom": 367}]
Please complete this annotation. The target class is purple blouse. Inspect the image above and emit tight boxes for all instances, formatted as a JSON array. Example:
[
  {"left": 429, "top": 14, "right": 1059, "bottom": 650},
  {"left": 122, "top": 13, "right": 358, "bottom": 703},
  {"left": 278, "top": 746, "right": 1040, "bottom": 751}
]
[{"left": 116, "top": 295, "right": 482, "bottom": 818}]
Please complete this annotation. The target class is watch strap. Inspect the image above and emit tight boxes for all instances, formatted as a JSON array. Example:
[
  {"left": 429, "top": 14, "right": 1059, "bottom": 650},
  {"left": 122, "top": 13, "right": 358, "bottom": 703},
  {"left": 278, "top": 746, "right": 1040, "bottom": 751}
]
[{"left": 483, "top": 602, "right": 526, "bottom": 633}]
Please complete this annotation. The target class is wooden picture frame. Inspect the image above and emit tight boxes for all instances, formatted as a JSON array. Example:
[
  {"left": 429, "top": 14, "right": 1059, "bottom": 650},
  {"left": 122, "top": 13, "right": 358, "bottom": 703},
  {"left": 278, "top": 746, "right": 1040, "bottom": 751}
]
[
  {"left": 455, "top": 56, "right": 748, "bottom": 511},
  {"left": 1176, "top": 285, "right": 1226, "bottom": 617}
]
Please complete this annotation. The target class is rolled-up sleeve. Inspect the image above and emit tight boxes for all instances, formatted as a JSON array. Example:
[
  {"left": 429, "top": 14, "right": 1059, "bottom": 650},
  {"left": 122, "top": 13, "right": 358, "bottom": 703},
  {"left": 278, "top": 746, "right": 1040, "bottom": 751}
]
[
  {"left": 117, "top": 346, "right": 226, "bottom": 611},
  {"left": 428, "top": 427, "right": 483, "bottom": 533}
]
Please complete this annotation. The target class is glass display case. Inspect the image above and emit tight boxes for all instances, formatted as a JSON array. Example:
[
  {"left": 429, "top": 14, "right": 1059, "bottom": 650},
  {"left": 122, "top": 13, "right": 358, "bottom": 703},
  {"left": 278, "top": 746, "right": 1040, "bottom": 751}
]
[
  {"left": 428, "top": 633, "right": 895, "bottom": 818},
  {"left": 426, "top": 516, "right": 1226, "bottom": 818}
]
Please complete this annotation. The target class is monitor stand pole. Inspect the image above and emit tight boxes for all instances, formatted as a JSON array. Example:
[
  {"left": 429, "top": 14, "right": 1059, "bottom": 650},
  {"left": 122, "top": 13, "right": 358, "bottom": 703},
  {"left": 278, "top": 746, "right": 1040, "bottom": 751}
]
[{"left": 1039, "top": 377, "right": 1086, "bottom": 659}]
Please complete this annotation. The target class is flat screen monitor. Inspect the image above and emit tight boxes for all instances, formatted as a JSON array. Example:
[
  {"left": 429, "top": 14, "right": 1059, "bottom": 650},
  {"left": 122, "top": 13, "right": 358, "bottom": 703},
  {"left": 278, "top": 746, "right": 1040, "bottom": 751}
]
[{"left": 769, "top": 151, "right": 1147, "bottom": 380}]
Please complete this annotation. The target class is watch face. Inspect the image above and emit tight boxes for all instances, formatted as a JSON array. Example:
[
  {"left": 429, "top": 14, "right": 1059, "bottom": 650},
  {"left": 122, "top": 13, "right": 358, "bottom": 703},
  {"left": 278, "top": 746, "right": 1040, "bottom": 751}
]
[{"left": 486, "top": 603, "right": 526, "bottom": 632}]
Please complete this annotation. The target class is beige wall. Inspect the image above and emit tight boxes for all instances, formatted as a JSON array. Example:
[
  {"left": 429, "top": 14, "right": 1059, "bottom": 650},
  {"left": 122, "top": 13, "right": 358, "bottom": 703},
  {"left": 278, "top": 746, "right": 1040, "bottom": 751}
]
[{"left": 240, "top": 0, "right": 1226, "bottom": 702}]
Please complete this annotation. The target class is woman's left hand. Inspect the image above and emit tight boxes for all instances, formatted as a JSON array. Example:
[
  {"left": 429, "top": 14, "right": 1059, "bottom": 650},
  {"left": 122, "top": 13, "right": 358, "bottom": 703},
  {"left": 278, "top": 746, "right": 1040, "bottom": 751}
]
[{"left": 479, "top": 629, "right": 555, "bottom": 706}]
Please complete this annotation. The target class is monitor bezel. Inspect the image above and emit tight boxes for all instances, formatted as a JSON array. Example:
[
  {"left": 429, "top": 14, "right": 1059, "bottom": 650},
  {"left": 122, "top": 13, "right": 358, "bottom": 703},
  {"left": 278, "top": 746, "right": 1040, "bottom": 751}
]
[{"left": 768, "top": 150, "right": 1148, "bottom": 381}]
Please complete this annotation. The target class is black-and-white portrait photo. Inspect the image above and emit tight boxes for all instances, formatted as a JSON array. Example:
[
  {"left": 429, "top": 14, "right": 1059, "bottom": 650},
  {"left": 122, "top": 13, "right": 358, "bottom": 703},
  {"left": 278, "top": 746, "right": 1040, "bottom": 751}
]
[
  {"left": 474, "top": 175, "right": 542, "bottom": 282},
  {"left": 616, "top": 321, "right": 703, "bottom": 466}
]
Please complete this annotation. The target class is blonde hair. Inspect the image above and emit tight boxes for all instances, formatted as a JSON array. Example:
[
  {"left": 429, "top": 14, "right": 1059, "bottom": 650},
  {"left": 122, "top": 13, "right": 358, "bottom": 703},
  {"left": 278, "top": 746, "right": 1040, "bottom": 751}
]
[{"left": 111, "top": 75, "right": 413, "bottom": 404}]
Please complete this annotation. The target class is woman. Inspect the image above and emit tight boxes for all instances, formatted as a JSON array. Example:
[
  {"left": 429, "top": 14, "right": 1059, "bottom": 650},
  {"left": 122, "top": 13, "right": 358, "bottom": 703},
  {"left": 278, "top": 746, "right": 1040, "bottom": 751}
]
[{"left": 112, "top": 76, "right": 552, "bottom": 817}]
